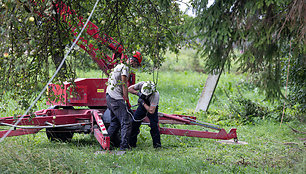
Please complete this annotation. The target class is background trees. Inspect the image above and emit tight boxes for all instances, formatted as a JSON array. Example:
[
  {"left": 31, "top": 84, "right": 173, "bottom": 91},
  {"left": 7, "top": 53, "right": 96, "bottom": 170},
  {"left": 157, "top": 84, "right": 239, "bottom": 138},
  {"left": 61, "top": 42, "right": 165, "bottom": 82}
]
[{"left": 188, "top": 0, "right": 305, "bottom": 113}]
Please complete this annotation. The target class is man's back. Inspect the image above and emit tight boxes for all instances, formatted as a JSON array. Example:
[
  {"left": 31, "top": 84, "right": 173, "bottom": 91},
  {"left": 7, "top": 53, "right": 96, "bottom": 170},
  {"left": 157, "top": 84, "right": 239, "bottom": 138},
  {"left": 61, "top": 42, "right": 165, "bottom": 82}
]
[{"left": 106, "top": 63, "right": 129, "bottom": 100}]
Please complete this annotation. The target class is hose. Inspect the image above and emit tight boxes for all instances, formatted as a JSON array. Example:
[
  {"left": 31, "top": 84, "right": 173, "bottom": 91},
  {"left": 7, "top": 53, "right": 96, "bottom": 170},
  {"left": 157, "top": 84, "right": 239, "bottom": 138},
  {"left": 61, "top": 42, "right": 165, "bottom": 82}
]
[{"left": 126, "top": 105, "right": 146, "bottom": 122}]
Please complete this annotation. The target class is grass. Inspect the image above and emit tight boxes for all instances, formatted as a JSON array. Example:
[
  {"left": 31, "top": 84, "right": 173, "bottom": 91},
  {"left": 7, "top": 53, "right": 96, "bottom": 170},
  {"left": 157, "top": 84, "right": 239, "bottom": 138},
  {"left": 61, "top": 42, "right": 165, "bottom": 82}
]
[
  {"left": 135, "top": 71, "right": 208, "bottom": 114},
  {"left": 0, "top": 120, "right": 305, "bottom": 173},
  {"left": 0, "top": 51, "right": 305, "bottom": 173}
]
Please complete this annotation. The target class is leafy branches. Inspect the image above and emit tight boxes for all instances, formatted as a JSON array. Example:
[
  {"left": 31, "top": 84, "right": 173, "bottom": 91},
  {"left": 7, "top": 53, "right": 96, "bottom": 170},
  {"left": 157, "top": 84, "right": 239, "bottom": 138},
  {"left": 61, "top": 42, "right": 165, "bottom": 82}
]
[
  {"left": 0, "top": 0, "right": 184, "bottom": 109},
  {"left": 189, "top": 0, "right": 305, "bottom": 102}
]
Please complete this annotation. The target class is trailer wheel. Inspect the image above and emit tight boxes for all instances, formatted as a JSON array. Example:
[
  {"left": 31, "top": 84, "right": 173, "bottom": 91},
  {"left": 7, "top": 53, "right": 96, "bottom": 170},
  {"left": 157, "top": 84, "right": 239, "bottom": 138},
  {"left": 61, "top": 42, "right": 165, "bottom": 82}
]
[
  {"left": 46, "top": 128, "right": 74, "bottom": 142},
  {"left": 48, "top": 105, "right": 74, "bottom": 109}
]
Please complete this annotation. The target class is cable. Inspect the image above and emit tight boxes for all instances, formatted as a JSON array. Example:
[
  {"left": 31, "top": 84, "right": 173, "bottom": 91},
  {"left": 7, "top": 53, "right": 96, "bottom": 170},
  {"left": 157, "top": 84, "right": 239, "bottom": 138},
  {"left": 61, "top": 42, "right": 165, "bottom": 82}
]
[
  {"left": 0, "top": 0, "right": 100, "bottom": 143},
  {"left": 126, "top": 105, "right": 146, "bottom": 122}
]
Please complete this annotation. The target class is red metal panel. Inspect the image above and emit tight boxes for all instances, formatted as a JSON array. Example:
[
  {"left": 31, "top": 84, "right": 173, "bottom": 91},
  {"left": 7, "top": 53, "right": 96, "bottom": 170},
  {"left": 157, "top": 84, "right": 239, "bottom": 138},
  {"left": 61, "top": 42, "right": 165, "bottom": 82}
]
[
  {"left": 159, "top": 127, "right": 237, "bottom": 140},
  {"left": 47, "top": 79, "right": 108, "bottom": 107},
  {"left": 69, "top": 85, "right": 87, "bottom": 104},
  {"left": 92, "top": 110, "right": 108, "bottom": 135},
  {"left": 82, "top": 79, "right": 108, "bottom": 107},
  {"left": 159, "top": 114, "right": 191, "bottom": 124},
  {"left": 94, "top": 128, "right": 110, "bottom": 150},
  {"left": 46, "top": 84, "right": 67, "bottom": 106},
  {"left": 159, "top": 113, "right": 197, "bottom": 123}
]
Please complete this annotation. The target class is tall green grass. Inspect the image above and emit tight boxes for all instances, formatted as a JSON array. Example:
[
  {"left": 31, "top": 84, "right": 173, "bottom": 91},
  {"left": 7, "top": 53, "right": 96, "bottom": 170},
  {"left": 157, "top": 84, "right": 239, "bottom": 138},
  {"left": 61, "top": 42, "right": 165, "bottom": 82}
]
[
  {"left": 160, "top": 49, "right": 205, "bottom": 72},
  {"left": 134, "top": 71, "right": 207, "bottom": 114}
]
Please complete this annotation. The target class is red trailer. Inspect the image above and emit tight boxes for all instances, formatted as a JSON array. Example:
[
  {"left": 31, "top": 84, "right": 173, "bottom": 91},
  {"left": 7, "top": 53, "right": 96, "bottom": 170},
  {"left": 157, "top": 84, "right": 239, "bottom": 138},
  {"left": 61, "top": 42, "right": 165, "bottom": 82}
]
[{"left": 0, "top": 0, "right": 239, "bottom": 150}]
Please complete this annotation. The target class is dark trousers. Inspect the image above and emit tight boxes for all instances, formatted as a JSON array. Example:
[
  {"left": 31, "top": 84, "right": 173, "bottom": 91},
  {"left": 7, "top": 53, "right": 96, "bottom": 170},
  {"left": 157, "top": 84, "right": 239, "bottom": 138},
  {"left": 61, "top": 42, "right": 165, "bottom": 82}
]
[
  {"left": 106, "top": 94, "right": 132, "bottom": 149},
  {"left": 129, "top": 105, "right": 161, "bottom": 148}
]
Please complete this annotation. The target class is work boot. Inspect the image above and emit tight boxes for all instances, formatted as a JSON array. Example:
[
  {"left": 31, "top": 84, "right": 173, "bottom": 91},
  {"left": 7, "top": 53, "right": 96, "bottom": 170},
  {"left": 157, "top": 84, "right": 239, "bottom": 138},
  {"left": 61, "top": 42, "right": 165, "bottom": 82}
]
[
  {"left": 119, "top": 145, "right": 131, "bottom": 151},
  {"left": 153, "top": 143, "right": 161, "bottom": 148},
  {"left": 129, "top": 144, "right": 137, "bottom": 148}
]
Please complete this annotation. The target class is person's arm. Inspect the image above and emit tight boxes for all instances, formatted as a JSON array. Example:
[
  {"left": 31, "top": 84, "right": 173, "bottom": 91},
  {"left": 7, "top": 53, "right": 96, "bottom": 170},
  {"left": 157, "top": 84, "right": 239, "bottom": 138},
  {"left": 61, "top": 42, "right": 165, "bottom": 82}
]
[
  {"left": 129, "top": 83, "right": 145, "bottom": 98},
  {"left": 145, "top": 93, "right": 159, "bottom": 114},
  {"left": 128, "top": 84, "right": 138, "bottom": 95},
  {"left": 121, "top": 75, "right": 130, "bottom": 107},
  {"left": 146, "top": 104, "right": 156, "bottom": 114},
  {"left": 138, "top": 99, "right": 157, "bottom": 114}
]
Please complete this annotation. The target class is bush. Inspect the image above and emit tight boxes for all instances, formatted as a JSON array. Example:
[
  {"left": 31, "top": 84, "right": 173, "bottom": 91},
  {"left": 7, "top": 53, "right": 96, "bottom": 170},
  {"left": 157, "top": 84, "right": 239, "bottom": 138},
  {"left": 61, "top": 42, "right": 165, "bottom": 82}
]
[
  {"left": 233, "top": 97, "right": 268, "bottom": 123},
  {"left": 219, "top": 80, "right": 294, "bottom": 125},
  {"left": 285, "top": 54, "right": 306, "bottom": 120}
]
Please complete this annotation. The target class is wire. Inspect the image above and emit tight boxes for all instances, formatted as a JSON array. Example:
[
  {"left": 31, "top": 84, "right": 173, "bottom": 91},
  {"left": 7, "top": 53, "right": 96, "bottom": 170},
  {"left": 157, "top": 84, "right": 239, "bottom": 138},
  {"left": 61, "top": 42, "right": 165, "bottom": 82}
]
[
  {"left": 126, "top": 105, "right": 146, "bottom": 122},
  {"left": 0, "top": 0, "right": 100, "bottom": 143},
  {"left": 163, "top": 126, "right": 183, "bottom": 143}
]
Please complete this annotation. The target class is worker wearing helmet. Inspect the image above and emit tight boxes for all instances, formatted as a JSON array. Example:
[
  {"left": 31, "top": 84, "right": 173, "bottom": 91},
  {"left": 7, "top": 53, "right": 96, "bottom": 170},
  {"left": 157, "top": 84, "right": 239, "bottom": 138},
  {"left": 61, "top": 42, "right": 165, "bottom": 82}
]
[
  {"left": 106, "top": 51, "right": 142, "bottom": 150},
  {"left": 128, "top": 81, "right": 161, "bottom": 148}
]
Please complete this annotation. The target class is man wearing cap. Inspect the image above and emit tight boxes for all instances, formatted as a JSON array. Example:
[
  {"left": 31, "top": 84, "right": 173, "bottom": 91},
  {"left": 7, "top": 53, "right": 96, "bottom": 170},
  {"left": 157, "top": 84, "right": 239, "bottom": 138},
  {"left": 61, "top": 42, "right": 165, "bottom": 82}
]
[
  {"left": 106, "top": 51, "right": 142, "bottom": 150},
  {"left": 128, "top": 81, "right": 161, "bottom": 148}
]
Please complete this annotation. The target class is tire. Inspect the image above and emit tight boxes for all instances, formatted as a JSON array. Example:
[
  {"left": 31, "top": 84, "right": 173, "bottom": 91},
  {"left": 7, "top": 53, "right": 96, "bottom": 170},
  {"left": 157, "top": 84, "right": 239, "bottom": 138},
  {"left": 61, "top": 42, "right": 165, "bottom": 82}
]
[
  {"left": 46, "top": 127, "right": 74, "bottom": 142},
  {"left": 48, "top": 105, "right": 74, "bottom": 109}
]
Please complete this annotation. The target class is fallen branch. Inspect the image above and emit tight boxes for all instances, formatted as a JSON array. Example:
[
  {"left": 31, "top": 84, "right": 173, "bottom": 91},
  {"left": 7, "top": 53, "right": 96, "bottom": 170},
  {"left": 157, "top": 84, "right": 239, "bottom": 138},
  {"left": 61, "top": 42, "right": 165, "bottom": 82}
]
[{"left": 288, "top": 125, "right": 306, "bottom": 134}]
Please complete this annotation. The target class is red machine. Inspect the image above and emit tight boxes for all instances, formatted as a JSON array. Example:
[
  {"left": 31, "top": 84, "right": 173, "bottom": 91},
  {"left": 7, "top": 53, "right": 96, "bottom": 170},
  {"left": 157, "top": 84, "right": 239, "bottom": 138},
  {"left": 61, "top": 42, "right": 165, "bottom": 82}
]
[{"left": 0, "top": 1, "right": 238, "bottom": 150}]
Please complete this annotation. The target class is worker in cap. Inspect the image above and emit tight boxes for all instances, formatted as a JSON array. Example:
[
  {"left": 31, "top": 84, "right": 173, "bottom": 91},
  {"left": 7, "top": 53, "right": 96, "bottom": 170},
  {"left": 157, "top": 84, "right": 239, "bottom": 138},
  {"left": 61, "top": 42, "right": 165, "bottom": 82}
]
[
  {"left": 106, "top": 51, "right": 142, "bottom": 150},
  {"left": 130, "top": 51, "right": 142, "bottom": 67},
  {"left": 128, "top": 81, "right": 161, "bottom": 148}
]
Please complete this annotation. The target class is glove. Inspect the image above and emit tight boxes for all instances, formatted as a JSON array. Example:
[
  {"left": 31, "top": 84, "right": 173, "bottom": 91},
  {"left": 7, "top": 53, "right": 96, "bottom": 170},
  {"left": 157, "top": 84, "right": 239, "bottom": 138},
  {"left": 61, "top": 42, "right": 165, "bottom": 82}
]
[
  {"left": 137, "top": 92, "right": 146, "bottom": 99},
  {"left": 138, "top": 98, "right": 145, "bottom": 106}
]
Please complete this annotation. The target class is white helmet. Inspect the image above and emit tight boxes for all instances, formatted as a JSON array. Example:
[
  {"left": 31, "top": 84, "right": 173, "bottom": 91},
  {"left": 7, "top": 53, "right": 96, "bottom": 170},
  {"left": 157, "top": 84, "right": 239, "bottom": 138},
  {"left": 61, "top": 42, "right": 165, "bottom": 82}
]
[{"left": 141, "top": 81, "right": 156, "bottom": 96}]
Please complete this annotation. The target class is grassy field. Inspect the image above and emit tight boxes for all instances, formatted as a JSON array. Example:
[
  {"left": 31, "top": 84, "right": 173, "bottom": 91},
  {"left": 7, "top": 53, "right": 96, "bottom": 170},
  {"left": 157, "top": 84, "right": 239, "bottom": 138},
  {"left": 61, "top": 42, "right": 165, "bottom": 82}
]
[
  {"left": 0, "top": 51, "right": 305, "bottom": 173},
  {"left": 0, "top": 120, "right": 304, "bottom": 173}
]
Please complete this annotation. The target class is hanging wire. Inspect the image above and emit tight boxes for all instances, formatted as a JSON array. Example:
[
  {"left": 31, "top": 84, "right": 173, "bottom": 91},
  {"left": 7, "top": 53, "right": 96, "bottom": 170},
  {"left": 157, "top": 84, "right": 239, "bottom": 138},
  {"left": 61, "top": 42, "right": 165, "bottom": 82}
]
[{"left": 0, "top": 0, "right": 100, "bottom": 143}]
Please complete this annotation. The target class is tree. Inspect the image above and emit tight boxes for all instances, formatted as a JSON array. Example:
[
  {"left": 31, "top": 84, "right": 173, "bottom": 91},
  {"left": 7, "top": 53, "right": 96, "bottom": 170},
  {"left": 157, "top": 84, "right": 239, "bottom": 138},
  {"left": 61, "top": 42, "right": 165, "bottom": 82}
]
[
  {"left": 189, "top": 0, "right": 305, "bottom": 112},
  {"left": 0, "top": 0, "right": 183, "bottom": 109}
]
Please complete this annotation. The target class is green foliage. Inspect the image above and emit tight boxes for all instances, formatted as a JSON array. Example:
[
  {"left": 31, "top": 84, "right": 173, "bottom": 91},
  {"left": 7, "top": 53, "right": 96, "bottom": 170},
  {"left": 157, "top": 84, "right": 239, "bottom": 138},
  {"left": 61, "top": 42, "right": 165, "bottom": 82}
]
[
  {"left": 160, "top": 48, "right": 205, "bottom": 72},
  {"left": 287, "top": 54, "right": 306, "bottom": 115},
  {"left": 188, "top": 0, "right": 305, "bottom": 101},
  {"left": 231, "top": 97, "right": 268, "bottom": 124},
  {"left": 0, "top": 0, "right": 186, "bottom": 109},
  {"left": 211, "top": 75, "right": 301, "bottom": 125}
]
